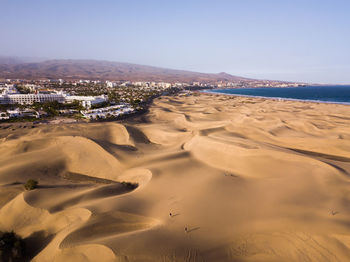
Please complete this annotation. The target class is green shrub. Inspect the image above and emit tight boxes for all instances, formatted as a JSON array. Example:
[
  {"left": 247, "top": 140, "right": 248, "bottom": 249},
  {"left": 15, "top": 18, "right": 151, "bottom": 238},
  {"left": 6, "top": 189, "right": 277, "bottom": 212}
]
[
  {"left": 120, "top": 181, "right": 138, "bottom": 190},
  {"left": 0, "top": 231, "right": 25, "bottom": 262},
  {"left": 24, "top": 179, "right": 38, "bottom": 191}
]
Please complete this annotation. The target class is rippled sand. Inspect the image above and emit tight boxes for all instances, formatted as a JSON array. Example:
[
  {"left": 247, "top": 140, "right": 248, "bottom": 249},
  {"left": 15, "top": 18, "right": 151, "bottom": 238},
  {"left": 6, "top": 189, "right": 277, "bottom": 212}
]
[{"left": 1, "top": 93, "right": 350, "bottom": 262}]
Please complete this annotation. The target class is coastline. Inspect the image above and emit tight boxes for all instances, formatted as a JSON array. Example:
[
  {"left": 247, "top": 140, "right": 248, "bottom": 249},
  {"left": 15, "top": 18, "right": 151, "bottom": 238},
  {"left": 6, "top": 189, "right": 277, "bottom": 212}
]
[{"left": 203, "top": 88, "right": 350, "bottom": 106}]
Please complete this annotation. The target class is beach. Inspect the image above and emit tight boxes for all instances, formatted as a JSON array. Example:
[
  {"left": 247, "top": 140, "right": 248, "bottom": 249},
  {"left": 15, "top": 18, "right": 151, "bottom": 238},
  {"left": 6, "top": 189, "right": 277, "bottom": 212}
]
[{"left": 1, "top": 92, "right": 350, "bottom": 261}]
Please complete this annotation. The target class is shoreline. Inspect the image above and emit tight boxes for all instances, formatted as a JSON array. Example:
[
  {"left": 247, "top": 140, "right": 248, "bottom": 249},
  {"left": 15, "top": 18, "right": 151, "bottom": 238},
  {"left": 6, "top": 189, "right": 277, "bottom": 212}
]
[{"left": 202, "top": 89, "right": 350, "bottom": 106}]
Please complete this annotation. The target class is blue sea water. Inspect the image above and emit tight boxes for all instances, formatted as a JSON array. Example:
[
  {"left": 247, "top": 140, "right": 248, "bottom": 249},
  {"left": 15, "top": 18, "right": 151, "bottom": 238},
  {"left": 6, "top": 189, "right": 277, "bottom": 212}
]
[{"left": 208, "top": 86, "right": 350, "bottom": 104}]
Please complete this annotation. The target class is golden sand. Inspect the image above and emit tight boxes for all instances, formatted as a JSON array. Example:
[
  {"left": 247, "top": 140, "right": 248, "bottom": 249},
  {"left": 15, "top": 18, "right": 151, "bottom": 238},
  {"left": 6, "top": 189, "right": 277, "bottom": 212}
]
[{"left": 1, "top": 93, "right": 350, "bottom": 261}]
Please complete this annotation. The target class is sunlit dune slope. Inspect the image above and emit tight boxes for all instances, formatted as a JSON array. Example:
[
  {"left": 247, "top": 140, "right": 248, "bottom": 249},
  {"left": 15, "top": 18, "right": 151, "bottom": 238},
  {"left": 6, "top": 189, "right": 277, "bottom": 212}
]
[{"left": 0, "top": 93, "right": 350, "bottom": 261}]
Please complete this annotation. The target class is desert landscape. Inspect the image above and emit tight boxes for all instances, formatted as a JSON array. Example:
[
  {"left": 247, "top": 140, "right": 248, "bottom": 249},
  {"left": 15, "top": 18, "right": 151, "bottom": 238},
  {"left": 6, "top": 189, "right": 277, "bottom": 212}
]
[{"left": 1, "top": 92, "right": 350, "bottom": 262}]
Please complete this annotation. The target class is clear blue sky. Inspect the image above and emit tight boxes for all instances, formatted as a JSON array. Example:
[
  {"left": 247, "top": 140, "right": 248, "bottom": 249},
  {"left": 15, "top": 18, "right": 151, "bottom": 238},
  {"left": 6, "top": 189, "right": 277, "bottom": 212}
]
[{"left": 1, "top": 0, "right": 350, "bottom": 84}]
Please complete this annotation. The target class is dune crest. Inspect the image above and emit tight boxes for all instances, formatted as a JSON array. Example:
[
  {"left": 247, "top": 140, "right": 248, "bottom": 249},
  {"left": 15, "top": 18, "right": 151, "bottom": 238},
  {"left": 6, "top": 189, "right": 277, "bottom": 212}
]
[{"left": 1, "top": 93, "right": 350, "bottom": 261}]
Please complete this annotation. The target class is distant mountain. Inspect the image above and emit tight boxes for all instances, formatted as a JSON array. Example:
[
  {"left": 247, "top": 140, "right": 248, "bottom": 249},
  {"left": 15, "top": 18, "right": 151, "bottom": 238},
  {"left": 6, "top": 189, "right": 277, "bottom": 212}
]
[
  {"left": 0, "top": 56, "right": 46, "bottom": 65},
  {"left": 0, "top": 58, "right": 249, "bottom": 83}
]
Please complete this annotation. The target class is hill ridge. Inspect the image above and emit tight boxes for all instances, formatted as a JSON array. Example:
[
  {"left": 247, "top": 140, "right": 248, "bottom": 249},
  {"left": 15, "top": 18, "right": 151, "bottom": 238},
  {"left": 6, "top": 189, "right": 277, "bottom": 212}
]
[{"left": 0, "top": 57, "right": 248, "bottom": 82}]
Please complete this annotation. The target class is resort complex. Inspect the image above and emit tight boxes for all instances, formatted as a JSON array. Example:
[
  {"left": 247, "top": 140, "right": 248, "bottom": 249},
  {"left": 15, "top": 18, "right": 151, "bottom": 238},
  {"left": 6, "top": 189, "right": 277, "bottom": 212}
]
[
  {"left": 0, "top": 84, "right": 107, "bottom": 108},
  {"left": 0, "top": 80, "right": 181, "bottom": 121}
]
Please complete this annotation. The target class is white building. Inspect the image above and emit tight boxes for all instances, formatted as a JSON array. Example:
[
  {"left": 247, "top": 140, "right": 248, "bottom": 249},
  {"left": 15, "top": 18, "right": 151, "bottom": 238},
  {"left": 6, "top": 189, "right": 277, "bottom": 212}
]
[
  {"left": 120, "top": 81, "right": 132, "bottom": 87},
  {"left": 81, "top": 104, "right": 134, "bottom": 120},
  {"left": 0, "top": 84, "right": 18, "bottom": 94},
  {"left": 24, "top": 84, "right": 41, "bottom": 92},
  {"left": 0, "top": 89, "right": 108, "bottom": 109},
  {"left": 0, "top": 112, "right": 9, "bottom": 120},
  {"left": 64, "top": 94, "right": 108, "bottom": 109},
  {"left": 3, "top": 108, "right": 39, "bottom": 119},
  {"left": 157, "top": 82, "right": 171, "bottom": 88},
  {"left": 79, "top": 79, "right": 91, "bottom": 84},
  {"left": 106, "top": 81, "right": 116, "bottom": 88},
  {"left": 0, "top": 93, "right": 65, "bottom": 105}
]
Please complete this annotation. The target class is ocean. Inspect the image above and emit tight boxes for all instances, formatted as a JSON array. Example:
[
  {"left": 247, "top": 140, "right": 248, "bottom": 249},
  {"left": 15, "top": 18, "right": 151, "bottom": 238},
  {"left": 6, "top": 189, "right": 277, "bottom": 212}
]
[{"left": 208, "top": 85, "right": 350, "bottom": 104}]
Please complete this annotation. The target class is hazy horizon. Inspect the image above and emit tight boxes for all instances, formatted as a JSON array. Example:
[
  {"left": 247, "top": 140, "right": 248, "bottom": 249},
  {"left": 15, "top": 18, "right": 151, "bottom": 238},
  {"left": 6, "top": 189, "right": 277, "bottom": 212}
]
[{"left": 1, "top": 0, "right": 350, "bottom": 84}]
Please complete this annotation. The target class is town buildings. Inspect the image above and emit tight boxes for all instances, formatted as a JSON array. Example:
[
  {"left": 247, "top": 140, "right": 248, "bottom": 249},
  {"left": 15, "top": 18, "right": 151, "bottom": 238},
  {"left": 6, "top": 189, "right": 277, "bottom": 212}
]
[
  {"left": 81, "top": 104, "right": 134, "bottom": 120},
  {"left": 0, "top": 86, "right": 108, "bottom": 109},
  {"left": 64, "top": 94, "right": 108, "bottom": 109}
]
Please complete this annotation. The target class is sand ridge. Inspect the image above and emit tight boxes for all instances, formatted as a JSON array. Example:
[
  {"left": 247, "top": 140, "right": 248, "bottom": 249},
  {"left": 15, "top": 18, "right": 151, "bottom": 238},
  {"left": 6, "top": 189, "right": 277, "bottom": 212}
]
[{"left": 0, "top": 93, "right": 350, "bottom": 261}]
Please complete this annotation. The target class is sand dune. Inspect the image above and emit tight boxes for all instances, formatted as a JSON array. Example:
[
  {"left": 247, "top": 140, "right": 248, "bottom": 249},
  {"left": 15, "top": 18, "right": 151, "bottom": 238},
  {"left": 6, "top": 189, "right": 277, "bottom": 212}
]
[{"left": 1, "top": 93, "right": 350, "bottom": 261}]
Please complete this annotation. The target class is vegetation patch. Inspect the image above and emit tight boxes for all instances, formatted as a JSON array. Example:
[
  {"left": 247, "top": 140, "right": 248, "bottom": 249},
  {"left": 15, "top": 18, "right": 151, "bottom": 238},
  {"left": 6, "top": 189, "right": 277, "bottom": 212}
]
[
  {"left": 120, "top": 181, "right": 138, "bottom": 190},
  {"left": 0, "top": 231, "right": 26, "bottom": 262},
  {"left": 62, "top": 172, "right": 138, "bottom": 190},
  {"left": 61, "top": 172, "right": 115, "bottom": 184},
  {"left": 24, "top": 179, "right": 38, "bottom": 190}
]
